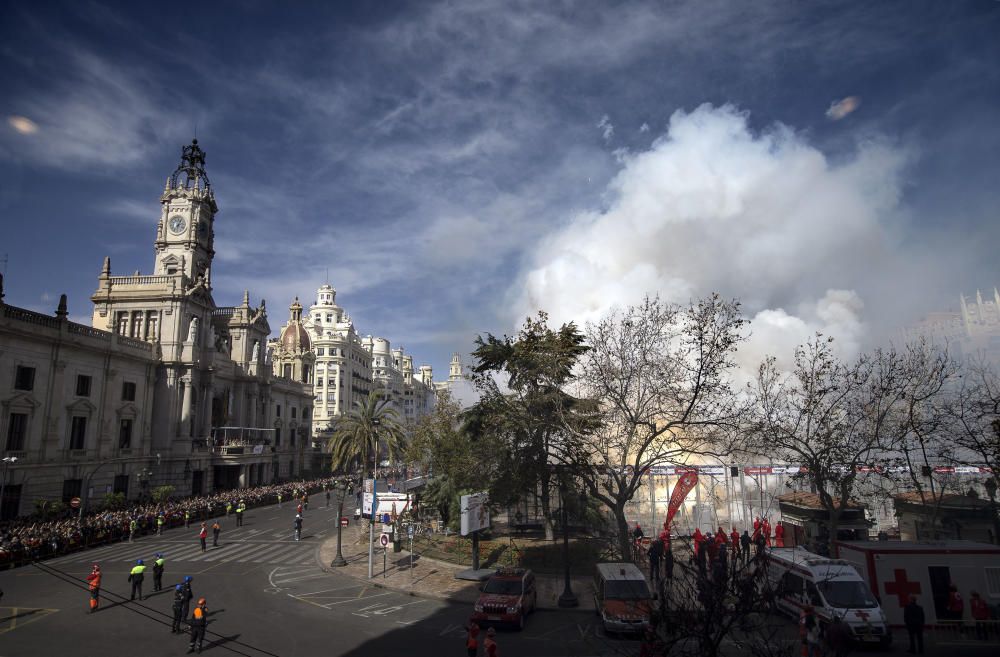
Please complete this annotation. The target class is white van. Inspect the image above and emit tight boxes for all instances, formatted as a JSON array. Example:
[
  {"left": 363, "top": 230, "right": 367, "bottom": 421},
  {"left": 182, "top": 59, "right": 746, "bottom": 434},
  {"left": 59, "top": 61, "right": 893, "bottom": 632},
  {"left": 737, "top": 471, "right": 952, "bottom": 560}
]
[{"left": 764, "top": 547, "right": 891, "bottom": 648}]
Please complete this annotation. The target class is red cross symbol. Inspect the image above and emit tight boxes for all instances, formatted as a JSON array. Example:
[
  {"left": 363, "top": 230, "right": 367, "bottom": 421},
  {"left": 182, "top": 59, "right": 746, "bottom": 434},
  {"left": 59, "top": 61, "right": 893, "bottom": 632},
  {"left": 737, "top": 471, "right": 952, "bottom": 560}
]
[
  {"left": 854, "top": 610, "right": 871, "bottom": 621},
  {"left": 884, "top": 568, "right": 922, "bottom": 608}
]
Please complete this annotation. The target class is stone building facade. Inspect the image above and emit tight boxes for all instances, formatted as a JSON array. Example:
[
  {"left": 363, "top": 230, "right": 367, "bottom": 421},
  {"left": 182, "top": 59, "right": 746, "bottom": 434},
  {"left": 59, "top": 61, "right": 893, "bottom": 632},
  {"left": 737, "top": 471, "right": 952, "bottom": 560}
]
[{"left": 0, "top": 140, "right": 314, "bottom": 519}]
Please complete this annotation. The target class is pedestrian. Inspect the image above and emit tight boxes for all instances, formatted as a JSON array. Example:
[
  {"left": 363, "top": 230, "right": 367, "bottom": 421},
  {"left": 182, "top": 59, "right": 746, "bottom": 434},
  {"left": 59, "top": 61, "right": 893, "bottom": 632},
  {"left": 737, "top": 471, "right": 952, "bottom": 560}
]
[
  {"left": 774, "top": 520, "right": 785, "bottom": 547},
  {"left": 904, "top": 595, "right": 925, "bottom": 654},
  {"left": 825, "top": 615, "right": 851, "bottom": 657},
  {"left": 740, "top": 530, "right": 751, "bottom": 563},
  {"left": 235, "top": 501, "right": 244, "bottom": 527},
  {"left": 171, "top": 584, "right": 186, "bottom": 633},
  {"left": 294, "top": 514, "right": 303, "bottom": 541},
  {"left": 754, "top": 530, "right": 766, "bottom": 558},
  {"left": 129, "top": 518, "right": 138, "bottom": 542},
  {"left": 648, "top": 536, "right": 663, "bottom": 581},
  {"left": 762, "top": 517, "right": 772, "bottom": 547},
  {"left": 970, "top": 591, "right": 989, "bottom": 640},
  {"left": 180, "top": 576, "right": 194, "bottom": 620},
  {"left": 325, "top": 489, "right": 331, "bottom": 507},
  {"left": 128, "top": 559, "right": 146, "bottom": 601},
  {"left": 465, "top": 619, "right": 480, "bottom": 657},
  {"left": 296, "top": 502, "right": 303, "bottom": 516},
  {"left": 153, "top": 552, "right": 165, "bottom": 591},
  {"left": 947, "top": 583, "right": 964, "bottom": 622},
  {"left": 212, "top": 521, "right": 221, "bottom": 547},
  {"left": 277, "top": 492, "right": 283, "bottom": 507},
  {"left": 187, "top": 597, "right": 208, "bottom": 654},
  {"left": 157, "top": 513, "right": 165, "bottom": 536},
  {"left": 184, "top": 510, "right": 191, "bottom": 528},
  {"left": 198, "top": 522, "right": 208, "bottom": 552},
  {"left": 226, "top": 502, "right": 232, "bottom": 516},
  {"left": 800, "top": 605, "right": 821, "bottom": 657},
  {"left": 86, "top": 564, "right": 101, "bottom": 613},
  {"left": 730, "top": 527, "right": 740, "bottom": 560},
  {"left": 483, "top": 626, "right": 498, "bottom": 657},
  {"left": 303, "top": 494, "right": 309, "bottom": 511}
]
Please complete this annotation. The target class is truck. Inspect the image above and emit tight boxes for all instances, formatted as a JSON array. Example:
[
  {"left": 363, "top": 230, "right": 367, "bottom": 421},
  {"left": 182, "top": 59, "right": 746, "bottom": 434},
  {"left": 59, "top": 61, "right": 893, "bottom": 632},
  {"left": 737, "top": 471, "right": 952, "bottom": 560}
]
[
  {"left": 763, "top": 546, "right": 892, "bottom": 647},
  {"left": 835, "top": 540, "right": 1000, "bottom": 628}
]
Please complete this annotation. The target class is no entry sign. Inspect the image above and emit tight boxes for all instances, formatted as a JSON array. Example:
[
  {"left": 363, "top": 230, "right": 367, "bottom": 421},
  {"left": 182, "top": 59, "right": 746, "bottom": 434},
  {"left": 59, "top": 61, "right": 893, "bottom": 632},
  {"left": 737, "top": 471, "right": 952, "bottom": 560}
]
[
  {"left": 70, "top": 497, "right": 81, "bottom": 509},
  {"left": 340, "top": 517, "right": 349, "bottom": 527},
  {"left": 379, "top": 533, "right": 389, "bottom": 547}
]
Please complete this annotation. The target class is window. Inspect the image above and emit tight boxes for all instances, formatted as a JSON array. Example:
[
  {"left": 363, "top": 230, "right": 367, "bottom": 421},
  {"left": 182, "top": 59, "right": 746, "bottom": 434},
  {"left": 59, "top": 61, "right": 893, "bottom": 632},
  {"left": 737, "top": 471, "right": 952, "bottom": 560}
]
[
  {"left": 317, "top": 378, "right": 324, "bottom": 388},
  {"left": 283, "top": 364, "right": 292, "bottom": 379},
  {"left": 69, "top": 416, "right": 87, "bottom": 450},
  {"left": 326, "top": 314, "right": 333, "bottom": 322},
  {"left": 62, "top": 479, "right": 82, "bottom": 505},
  {"left": 119, "top": 419, "right": 133, "bottom": 449},
  {"left": 14, "top": 366, "right": 35, "bottom": 391},
  {"left": 276, "top": 404, "right": 281, "bottom": 418},
  {"left": 113, "top": 474, "right": 129, "bottom": 496},
  {"left": 986, "top": 567, "right": 1000, "bottom": 597},
  {"left": 317, "top": 348, "right": 325, "bottom": 356},
  {"left": 5, "top": 413, "right": 27, "bottom": 451},
  {"left": 122, "top": 381, "right": 136, "bottom": 401},
  {"left": 291, "top": 407, "right": 297, "bottom": 419},
  {"left": 76, "top": 375, "right": 92, "bottom": 397},
  {"left": 275, "top": 427, "right": 281, "bottom": 446}
]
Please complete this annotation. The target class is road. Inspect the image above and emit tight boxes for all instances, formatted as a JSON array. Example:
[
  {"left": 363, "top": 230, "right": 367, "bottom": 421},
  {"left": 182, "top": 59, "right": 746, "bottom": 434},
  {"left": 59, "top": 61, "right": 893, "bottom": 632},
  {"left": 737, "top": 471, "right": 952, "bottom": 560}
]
[{"left": 1, "top": 502, "right": 996, "bottom": 656}]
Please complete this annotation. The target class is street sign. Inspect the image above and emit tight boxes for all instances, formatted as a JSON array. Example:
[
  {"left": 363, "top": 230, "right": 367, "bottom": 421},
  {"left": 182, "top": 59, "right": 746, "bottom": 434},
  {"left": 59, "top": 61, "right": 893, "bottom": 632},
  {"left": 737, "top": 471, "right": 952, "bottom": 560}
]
[
  {"left": 407, "top": 525, "right": 415, "bottom": 538},
  {"left": 69, "top": 497, "right": 81, "bottom": 509},
  {"left": 379, "top": 533, "right": 389, "bottom": 547},
  {"left": 340, "top": 517, "right": 349, "bottom": 527}
]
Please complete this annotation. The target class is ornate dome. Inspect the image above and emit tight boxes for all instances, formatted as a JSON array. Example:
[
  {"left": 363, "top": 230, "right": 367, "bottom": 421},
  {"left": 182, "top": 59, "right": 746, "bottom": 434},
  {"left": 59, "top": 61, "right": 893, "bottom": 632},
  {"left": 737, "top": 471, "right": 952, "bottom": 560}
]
[{"left": 279, "top": 297, "right": 310, "bottom": 351}]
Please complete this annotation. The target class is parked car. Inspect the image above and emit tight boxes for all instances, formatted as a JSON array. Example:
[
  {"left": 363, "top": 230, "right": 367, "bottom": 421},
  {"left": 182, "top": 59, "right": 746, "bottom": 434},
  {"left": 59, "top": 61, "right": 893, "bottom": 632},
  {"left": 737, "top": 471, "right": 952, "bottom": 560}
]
[
  {"left": 471, "top": 567, "right": 538, "bottom": 630},
  {"left": 593, "top": 562, "right": 654, "bottom": 635}
]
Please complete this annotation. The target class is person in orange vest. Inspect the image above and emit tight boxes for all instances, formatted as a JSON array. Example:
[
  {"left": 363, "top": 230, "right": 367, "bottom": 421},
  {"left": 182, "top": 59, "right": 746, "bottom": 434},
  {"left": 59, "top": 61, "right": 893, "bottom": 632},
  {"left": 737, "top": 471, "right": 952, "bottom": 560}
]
[
  {"left": 774, "top": 521, "right": 786, "bottom": 547},
  {"left": 763, "top": 517, "right": 772, "bottom": 547},
  {"left": 483, "top": 626, "right": 499, "bottom": 657},
  {"left": 86, "top": 564, "right": 101, "bottom": 613},
  {"left": 729, "top": 528, "right": 740, "bottom": 560},
  {"left": 692, "top": 527, "right": 703, "bottom": 558},
  {"left": 970, "top": 591, "right": 989, "bottom": 640},
  {"left": 715, "top": 526, "right": 728, "bottom": 546},
  {"left": 465, "top": 619, "right": 480, "bottom": 657},
  {"left": 188, "top": 597, "right": 208, "bottom": 654},
  {"left": 947, "top": 583, "right": 964, "bottom": 621}
]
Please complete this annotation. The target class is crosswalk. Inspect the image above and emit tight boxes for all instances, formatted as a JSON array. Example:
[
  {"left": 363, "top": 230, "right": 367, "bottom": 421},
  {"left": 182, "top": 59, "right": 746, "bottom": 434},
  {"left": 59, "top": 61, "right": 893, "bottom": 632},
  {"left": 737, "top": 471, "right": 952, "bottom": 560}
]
[{"left": 47, "top": 535, "right": 316, "bottom": 567}]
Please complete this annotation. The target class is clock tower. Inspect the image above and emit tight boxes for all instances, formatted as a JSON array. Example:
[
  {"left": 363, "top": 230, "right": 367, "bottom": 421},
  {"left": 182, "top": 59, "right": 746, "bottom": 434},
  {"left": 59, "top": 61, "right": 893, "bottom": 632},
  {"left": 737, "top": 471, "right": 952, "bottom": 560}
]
[{"left": 154, "top": 139, "right": 218, "bottom": 283}]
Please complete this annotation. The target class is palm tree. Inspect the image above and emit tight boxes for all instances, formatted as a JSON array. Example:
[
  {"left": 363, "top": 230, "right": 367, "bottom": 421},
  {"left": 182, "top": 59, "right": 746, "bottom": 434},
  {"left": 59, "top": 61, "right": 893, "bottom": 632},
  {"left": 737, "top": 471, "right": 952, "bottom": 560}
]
[{"left": 326, "top": 389, "right": 406, "bottom": 476}]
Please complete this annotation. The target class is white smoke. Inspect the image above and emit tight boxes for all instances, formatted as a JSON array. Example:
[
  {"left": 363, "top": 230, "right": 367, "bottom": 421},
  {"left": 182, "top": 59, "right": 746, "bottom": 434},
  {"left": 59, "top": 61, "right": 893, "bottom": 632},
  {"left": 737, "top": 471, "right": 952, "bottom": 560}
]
[{"left": 514, "top": 103, "right": 908, "bottom": 368}]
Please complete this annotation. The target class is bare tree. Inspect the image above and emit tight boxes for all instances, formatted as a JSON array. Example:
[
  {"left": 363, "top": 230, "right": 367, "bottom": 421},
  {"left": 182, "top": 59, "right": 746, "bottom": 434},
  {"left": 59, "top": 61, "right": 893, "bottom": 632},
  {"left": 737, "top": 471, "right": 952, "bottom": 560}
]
[
  {"left": 747, "top": 335, "right": 951, "bottom": 555},
  {"left": 946, "top": 357, "right": 1000, "bottom": 498},
  {"left": 561, "top": 294, "right": 747, "bottom": 560}
]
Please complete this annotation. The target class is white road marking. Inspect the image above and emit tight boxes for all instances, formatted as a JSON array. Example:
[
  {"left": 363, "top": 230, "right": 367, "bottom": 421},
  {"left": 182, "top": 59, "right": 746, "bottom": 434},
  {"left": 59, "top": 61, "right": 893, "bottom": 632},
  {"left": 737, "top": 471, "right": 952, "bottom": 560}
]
[
  {"left": 317, "top": 592, "right": 392, "bottom": 607},
  {"left": 295, "top": 584, "right": 364, "bottom": 597}
]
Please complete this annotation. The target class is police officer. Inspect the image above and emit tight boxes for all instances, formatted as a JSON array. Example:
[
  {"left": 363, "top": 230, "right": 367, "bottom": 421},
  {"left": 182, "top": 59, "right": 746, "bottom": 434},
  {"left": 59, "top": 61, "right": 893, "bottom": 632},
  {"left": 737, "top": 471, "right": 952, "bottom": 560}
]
[
  {"left": 128, "top": 559, "right": 146, "bottom": 601},
  {"left": 171, "top": 584, "right": 186, "bottom": 633},
  {"left": 153, "top": 553, "right": 166, "bottom": 591},
  {"left": 180, "top": 576, "right": 194, "bottom": 620},
  {"left": 236, "top": 500, "right": 245, "bottom": 526},
  {"left": 188, "top": 597, "right": 208, "bottom": 654},
  {"left": 156, "top": 513, "right": 166, "bottom": 536}
]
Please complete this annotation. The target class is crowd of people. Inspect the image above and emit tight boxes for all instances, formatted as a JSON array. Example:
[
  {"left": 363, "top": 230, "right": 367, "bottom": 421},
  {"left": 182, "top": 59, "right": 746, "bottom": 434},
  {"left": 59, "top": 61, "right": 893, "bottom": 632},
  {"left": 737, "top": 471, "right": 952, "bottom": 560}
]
[{"left": 0, "top": 477, "right": 340, "bottom": 568}]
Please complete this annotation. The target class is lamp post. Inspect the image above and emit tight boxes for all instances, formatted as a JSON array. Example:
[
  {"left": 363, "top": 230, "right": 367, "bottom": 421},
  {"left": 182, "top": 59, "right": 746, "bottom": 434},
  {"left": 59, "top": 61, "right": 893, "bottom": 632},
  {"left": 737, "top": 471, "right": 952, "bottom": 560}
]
[
  {"left": 331, "top": 478, "right": 349, "bottom": 567},
  {"left": 368, "top": 418, "right": 380, "bottom": 579},
  {"left": 985, "top": 478, "right": 1000, "bottom": 546},
  {"left": 0, "top": 456, "right": 18, "bottom": 521},
  {"left": 557, "top": 467, "right": 580, "bottom": 608}
]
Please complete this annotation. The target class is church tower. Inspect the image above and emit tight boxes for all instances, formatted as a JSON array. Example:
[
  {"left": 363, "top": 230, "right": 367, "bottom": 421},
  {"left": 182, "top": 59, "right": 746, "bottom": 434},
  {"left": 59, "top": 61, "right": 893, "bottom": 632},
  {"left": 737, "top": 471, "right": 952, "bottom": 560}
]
[{"left": 154, "top": 140, "right": 217, "bottom": 282}]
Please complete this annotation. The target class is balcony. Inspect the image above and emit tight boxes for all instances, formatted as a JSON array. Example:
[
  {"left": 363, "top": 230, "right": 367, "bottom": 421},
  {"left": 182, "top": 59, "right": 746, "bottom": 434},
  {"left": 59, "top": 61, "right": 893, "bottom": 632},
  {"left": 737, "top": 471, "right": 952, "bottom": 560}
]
[{"left": 205, "top": 427, "right": 274, "bottom": 456}]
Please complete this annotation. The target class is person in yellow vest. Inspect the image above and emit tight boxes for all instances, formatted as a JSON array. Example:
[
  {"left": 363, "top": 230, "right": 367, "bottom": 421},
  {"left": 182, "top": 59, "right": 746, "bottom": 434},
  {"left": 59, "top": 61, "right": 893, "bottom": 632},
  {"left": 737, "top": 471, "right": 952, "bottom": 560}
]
[
  {"left": 128, "top": 559, "right": 146, "bottom": 601},
  {"left": 152, "top": 553, "right": 165, "bottom": 591},
  {"left": 156, "top": 513, "right": 165, "bottom": 535},
  {"left": 86, "top": 563, "right": 101, "bottom": 613},
  {"left": 187, "top": 597, "right": 208, "bottom": 654},
  {"left": 184, "top": 510, "right": 191, "bottom": 528},
  {"left": 225, "top": 502, "right": 232, "bottom": 516},
  {"left": 235, "top": 501, "right": 245, "bottom": 527}
]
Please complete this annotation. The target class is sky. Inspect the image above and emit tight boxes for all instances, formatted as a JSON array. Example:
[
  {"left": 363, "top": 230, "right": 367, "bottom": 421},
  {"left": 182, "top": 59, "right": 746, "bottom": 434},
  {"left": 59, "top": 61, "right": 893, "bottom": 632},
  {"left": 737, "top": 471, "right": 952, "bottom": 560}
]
[{"left": 1, "top": 0, "right": 999, "bottom": 377}]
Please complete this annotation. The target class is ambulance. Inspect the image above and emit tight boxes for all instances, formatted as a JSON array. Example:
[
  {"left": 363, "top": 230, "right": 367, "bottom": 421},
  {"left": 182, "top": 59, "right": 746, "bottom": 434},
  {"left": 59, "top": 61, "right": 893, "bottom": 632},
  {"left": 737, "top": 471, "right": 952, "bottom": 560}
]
[
  {"left": 835, "top": 540, "right": 1000, "bottom": 627},
  {"left": 764, "top": 547, "right": 892, "bottom": 647}
]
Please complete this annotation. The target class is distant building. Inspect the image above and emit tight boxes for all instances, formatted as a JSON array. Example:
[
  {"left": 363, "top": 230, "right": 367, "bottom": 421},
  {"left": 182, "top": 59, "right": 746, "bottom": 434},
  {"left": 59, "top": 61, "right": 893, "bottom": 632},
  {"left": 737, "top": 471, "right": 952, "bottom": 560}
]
[
  {"left": 894, "top": 491, "right": 997, "bottom": 543},
  {"left": 904, "top": 288, "right": 1000, "bottom": 362},
  {"left": 0, "top": 140, "right": 314, "bottom": 519}
]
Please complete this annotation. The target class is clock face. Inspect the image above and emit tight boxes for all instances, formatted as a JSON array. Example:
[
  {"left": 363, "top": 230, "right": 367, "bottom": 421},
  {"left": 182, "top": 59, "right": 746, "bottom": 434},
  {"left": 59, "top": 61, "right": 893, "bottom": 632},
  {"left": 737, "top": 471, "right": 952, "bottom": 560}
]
[{"left": 169, "top": 215, "right": 186, "bottom": 234}]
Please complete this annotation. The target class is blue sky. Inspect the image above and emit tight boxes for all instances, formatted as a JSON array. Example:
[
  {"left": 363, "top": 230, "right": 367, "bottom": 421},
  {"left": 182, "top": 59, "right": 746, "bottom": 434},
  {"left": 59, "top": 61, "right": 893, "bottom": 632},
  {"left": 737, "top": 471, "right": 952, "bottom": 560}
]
[{"left": 2, "top": 0, "right": 999, "bottom": 376}]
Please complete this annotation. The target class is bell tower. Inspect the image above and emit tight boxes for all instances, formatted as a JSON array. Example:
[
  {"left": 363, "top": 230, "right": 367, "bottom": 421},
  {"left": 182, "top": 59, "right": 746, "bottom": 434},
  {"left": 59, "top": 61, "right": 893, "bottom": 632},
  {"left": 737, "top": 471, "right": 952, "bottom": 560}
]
[{"left": 154, "top": 139, "right": 218, "bottom": 283}]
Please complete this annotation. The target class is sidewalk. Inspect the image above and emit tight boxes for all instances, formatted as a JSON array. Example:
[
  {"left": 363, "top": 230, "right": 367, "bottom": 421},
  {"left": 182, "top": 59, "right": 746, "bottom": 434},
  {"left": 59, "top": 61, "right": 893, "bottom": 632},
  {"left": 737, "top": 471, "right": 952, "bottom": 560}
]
[{"left": 317, "top": 523, "right": 594, "bottom": 610}]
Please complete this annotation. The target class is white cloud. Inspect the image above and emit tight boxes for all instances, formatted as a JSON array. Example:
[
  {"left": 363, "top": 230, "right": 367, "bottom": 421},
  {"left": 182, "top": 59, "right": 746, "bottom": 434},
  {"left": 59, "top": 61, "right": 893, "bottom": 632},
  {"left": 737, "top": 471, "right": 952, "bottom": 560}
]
[
  {"left": 597, "top": 115, "right": 614, "bottom": 141},
  {"left": 8, "top": 115, "right": 38, "bottom": 134},
  {"left": 514, "top": 103, "right": 907, "bottom": 367},
  {"left": 826, "top": 96, "right": 862, "bottom": 120}
]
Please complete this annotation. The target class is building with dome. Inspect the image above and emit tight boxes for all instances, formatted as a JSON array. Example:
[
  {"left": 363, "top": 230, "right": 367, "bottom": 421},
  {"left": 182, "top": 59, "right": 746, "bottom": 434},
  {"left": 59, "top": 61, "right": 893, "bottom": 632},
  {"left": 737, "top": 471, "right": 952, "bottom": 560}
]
[
  {"left": 0, "top": 140, "right": 315, "bottom": 519},
  {"left": 268, "top": 283, "right": 437, "bottom": 443}
]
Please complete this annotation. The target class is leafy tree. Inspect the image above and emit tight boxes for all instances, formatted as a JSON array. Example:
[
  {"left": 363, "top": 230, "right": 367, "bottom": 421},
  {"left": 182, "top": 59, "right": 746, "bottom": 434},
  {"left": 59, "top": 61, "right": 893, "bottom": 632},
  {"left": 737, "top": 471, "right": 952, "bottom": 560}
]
[
  {"left": 326, "top": 390, "right": 406, "bottom": 475},
  {"left": 151, "top": 485, "right": 175, "bottom": 504},
  {"left": 100, "top": 492, "right": 127, "bottom": 510},
  {"left": 564, "top": 294, "right": 747, "bottom": 560},
  {"left": 405, "top": 390, "right": 482, "bottom": 489},
  {"left": 34, "top": 499, "right": 66, "bottom": 519},
  {"left": 469, "top": 312, "right": 590, "bottom": 541}
]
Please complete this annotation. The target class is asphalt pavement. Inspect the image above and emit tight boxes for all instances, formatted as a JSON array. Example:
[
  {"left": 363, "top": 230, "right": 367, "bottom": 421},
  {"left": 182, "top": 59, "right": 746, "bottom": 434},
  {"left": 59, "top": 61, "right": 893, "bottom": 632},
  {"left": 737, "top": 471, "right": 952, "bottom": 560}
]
[{"left": 1, "top": 502, "right": 997, "bottom": 657}]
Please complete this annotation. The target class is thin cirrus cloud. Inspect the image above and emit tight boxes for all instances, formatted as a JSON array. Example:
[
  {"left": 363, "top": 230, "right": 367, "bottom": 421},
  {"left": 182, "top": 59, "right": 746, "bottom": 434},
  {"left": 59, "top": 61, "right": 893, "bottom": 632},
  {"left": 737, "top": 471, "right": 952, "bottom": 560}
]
[{"left": 8, "top": 115, "right": 39, "bottom": 134}]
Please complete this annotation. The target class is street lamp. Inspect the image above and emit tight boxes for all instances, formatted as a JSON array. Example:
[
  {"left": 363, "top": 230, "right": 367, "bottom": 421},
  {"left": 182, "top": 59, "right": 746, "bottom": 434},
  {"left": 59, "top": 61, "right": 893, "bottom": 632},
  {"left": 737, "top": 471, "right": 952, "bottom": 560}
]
[
  {"left": 557, "top": 467, "right": 582, "bottom": 608},
  {"left": 0, "top": 456, "right": 18, "bottom": 521},
  {"left": 368, "top": 418, "right": 380, "bottom": 579},
  {"left": 331, "top": 478, "right": 349, "bottom": 567}
]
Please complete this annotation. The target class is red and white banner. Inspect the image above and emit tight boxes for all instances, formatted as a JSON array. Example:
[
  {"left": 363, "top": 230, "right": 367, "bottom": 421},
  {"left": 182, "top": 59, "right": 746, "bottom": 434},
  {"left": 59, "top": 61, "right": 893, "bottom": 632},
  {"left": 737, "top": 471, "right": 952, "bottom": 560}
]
[{"left": 664, "top": 470, "right": 698, "bottom": 530}]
